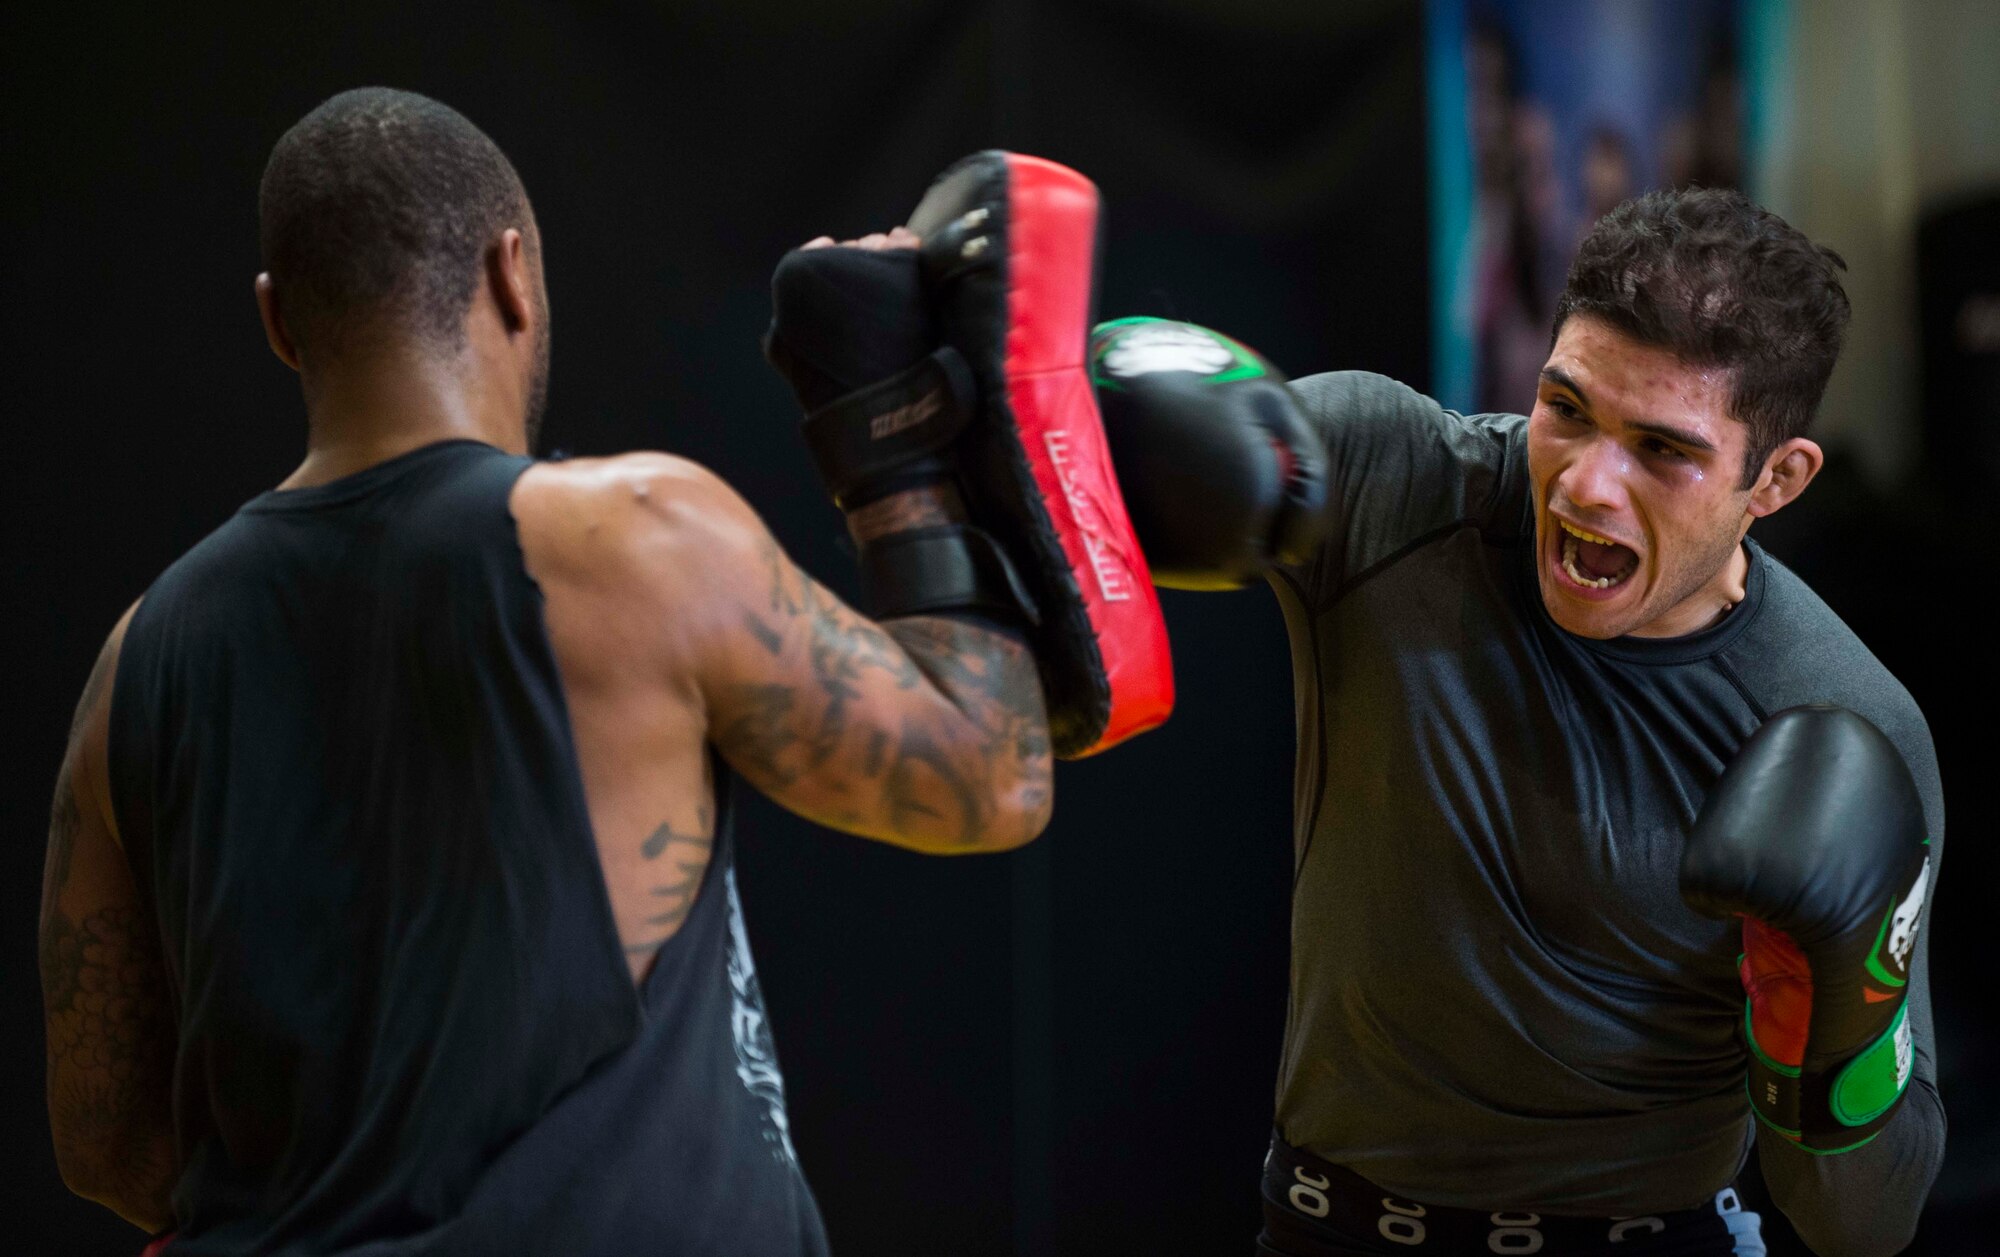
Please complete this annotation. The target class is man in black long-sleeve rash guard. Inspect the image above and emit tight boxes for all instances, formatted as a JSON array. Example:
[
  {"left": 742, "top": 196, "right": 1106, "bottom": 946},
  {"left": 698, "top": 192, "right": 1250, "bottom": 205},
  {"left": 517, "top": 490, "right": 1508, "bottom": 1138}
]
[
  {"left": 1271, "top": 193, "right": 1943, "bottom": 1257},
  {"left": 1097, "top": 188, "right": 1944, "bottom": 1257}
]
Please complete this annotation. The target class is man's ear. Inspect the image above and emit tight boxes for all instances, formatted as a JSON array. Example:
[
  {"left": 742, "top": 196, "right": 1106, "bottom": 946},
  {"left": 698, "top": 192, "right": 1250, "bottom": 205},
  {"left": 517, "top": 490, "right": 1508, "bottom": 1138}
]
[
  {"left": 486, "top": 228, "right": 534, "bottom": 335},
  {"left": 1746, "top": 437, "right": 1825, "bottom": 519},
  {"left": 255, "top": 273, "right": 300, "bottom": 371}
]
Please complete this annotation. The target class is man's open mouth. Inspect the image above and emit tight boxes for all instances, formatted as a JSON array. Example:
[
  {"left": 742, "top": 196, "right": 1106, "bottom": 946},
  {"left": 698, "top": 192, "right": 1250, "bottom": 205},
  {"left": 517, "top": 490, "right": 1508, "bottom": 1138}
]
[{"left": 1556, "top": 518, "right": 1638, "bottom": 590}]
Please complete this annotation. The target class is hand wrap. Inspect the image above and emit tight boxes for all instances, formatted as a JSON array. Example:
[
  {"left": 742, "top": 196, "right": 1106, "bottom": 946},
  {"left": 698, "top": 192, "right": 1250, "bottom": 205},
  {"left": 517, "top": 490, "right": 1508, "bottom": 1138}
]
[{"left": 767, "top": 244, "right": 1034, "bottom": 626}]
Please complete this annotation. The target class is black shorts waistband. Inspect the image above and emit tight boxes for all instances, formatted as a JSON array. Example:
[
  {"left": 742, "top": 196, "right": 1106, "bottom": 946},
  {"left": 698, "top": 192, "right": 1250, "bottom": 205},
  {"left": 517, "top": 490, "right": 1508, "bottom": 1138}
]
[{"left": 1257, "top": 1133, "right": 1764, "bottom": 1257}]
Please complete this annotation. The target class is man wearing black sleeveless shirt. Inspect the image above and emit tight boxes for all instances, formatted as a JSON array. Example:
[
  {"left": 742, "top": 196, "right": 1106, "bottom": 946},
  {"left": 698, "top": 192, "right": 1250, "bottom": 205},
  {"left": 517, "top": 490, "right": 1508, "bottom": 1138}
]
[{"left": 39, "top": 89, "right": 1055, "bottom": 1254}]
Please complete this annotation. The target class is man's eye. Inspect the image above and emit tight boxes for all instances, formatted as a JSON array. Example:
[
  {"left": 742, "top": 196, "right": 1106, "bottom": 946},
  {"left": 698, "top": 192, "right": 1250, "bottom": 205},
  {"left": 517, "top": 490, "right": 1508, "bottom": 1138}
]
[
  {"left": 1643, "top": 437, "right": 1686, "bottom": 460},
  {"left": 1547, "top": 398, "right": 1583, "bottom": 422}
]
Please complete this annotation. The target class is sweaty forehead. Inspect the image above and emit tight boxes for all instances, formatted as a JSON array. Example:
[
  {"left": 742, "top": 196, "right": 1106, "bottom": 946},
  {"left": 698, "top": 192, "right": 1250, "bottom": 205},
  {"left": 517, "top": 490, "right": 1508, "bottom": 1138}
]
[{"left": 1544, "top": 316, "right": 1736, "bottom": 438}]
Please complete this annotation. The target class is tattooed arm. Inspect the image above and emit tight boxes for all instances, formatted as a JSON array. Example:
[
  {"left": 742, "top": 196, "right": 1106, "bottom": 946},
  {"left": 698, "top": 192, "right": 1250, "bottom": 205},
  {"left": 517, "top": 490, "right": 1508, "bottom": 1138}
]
[
  {"left": 516, "top": 453, "right": 1051, "bottom": 858},
  {"left": 40, "top": 605, "right": 178, "bottom": 1230},
  {"left": 708, "top": 480, "right": 1053, "bottom": 853}
]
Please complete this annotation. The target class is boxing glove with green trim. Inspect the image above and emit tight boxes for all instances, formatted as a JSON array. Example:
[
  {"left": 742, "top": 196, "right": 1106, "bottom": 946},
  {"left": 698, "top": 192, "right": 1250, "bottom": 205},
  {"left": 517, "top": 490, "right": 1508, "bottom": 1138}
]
[
  {"left": 1681, "top": 705, "right": 1932, "bottom": 1153},
  {"left": 1088, "top": 318, "right": 1328, "bottom": 590}
]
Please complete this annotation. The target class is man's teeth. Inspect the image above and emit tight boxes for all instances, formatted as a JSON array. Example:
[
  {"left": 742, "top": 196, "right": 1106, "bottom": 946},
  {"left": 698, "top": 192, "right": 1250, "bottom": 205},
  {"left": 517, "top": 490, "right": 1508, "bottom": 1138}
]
[
  {"left": 1561, "top": 533, "right": 1631, "bottom": 590},
  {"left": 1557, "top": 518, "right": 1618, "bottom": 546}
]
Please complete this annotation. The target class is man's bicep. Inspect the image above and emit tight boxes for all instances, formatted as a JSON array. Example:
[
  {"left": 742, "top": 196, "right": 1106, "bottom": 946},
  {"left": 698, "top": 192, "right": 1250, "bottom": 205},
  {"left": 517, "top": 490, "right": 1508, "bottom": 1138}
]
[
  {"left": 42, "top": 608, "right": 144, "bottom": 966},
  {"left": 702, "top": 526, "right": 921, "bottom": 818},
  {"left": 664, "top": 479, "right": 924, "bottom": 827}
]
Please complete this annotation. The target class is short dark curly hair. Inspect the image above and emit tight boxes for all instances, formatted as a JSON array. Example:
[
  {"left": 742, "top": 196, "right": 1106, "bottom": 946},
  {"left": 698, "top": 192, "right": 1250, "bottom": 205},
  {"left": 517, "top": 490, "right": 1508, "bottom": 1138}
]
[
  {"left": 1553, "top": 188, "right": 1849, "bottom": 487},
  {"left": 259, "top": 88, "right": 532, "bottom": 359}
]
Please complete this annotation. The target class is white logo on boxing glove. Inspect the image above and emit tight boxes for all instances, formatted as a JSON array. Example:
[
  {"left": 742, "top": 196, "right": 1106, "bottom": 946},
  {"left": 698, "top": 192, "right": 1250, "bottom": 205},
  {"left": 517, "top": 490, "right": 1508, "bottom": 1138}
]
[
  {"left": 1887, "top": 856, "right": 1931, "bottom": 973},
  {"left": 1101, "top": 324, "right": 1235, "bottom": 377}
]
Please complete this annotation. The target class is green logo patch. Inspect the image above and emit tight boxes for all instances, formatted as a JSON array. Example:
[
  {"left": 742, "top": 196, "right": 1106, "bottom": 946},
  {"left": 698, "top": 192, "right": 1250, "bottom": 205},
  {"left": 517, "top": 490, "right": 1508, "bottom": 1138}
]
[{"left": 1831, "top": 1003, "right": 1913, "bottom": 1128}]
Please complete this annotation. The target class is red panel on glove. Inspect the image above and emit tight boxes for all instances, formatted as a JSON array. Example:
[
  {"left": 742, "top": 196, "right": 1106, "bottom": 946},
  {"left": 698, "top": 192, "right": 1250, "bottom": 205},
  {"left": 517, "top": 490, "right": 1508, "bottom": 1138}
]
[{"left": 1740, "top": 914, "right": 1813, "bottom": 1069}]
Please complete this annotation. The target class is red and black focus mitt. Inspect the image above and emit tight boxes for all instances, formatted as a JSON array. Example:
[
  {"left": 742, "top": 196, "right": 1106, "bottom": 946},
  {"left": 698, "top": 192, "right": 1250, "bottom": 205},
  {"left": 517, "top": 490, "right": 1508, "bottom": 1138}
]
[{"left": 765, "top": 153, "right": 1174, "bottom": 759}]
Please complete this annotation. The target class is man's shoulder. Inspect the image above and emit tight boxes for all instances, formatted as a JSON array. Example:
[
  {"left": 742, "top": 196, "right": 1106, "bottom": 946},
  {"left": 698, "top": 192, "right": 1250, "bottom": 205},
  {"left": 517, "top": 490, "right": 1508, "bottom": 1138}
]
[
  {"left": 516, "top": 452, "right": 753, "bottom": 556},
  {"left": 1730, "top": 546, "right": 1937, "bottom": 793},
  {"left": 136, "top": 501, "right": 277, "bottom": 623},
  {"left": 512, "top": 451, "right": 768, "bottom": 608},
  {"left": 1290, "top": 371, "right": 1528, "bottom": 439},
  {"left": 517, "top": 450, "right": 721, "bottom": 508},
  {"left": 1285, "top": 372, "right": 1532, "bottom": 589}
]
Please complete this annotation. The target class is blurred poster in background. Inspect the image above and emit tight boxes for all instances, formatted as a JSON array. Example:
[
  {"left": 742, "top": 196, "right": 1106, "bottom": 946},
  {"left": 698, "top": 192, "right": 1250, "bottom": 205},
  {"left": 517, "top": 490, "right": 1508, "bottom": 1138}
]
[{"left": 1428, "top": 0, "right": 1786, "bottom": 415}]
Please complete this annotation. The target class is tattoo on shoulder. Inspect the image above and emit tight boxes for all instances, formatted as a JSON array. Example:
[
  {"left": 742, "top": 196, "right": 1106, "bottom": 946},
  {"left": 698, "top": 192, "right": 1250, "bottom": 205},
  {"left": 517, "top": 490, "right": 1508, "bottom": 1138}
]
[
  {"left": 742, "top": 610, "right": 784, "bottom": 656},
  {"left": 761, "top": 535, "right": 803, "bottom": 617}
]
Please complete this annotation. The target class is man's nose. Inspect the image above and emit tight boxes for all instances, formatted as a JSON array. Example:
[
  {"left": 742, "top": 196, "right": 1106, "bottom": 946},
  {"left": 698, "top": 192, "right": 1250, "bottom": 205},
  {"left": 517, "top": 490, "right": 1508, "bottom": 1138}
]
[{"left": 1559, "top": 436, "right": 1631, "bottom": 512}]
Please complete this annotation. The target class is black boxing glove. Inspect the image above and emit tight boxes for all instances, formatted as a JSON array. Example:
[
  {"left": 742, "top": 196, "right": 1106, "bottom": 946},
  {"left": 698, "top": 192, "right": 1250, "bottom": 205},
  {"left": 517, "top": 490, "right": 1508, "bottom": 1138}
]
[
  {"left": 1088, "top": 318, "right": 1329, "bottom": 589},
  {"left": 764, "top": 243, "right": 1032, "bottom": 624},
  {"left": 1680, "top": 705, "right": 1933, "bottom": 1153}
]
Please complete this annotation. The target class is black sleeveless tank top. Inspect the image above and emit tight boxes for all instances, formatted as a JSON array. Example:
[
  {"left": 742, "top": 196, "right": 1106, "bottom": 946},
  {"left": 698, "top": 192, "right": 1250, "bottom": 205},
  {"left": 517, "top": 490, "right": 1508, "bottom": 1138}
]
[{"left": 108, "top": 440, "right": 829, "bottom": 1256}]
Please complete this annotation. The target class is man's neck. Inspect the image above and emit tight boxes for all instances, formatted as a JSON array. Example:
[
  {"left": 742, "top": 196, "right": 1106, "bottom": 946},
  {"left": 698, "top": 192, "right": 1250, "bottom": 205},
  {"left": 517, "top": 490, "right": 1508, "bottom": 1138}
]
[
  {"left": 282, "top": 349, "right": 524, "bottom": 491},
  {"left": 1627, "top": 541, "right": 1751, "bottom": 639}
]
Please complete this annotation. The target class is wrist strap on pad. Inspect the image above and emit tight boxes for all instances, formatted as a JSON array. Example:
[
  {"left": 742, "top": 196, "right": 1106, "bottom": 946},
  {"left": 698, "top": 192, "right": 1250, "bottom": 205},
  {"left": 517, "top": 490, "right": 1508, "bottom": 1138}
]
[
  {"left": 860, "top": 524, "right": 1040, "bottom": 625},
  {"left": 801, "top": 347, "right": 975, "bottom": 509}
]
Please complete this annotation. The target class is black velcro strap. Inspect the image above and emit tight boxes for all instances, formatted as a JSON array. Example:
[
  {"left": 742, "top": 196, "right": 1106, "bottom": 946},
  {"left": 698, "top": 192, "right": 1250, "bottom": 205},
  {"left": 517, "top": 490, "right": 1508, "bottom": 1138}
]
[
  {"left": 859, "top": 524, "right": 1042, "bottom": 625},
  {"left": 800, "top": 347, "right": 975, "bottom": 508}
]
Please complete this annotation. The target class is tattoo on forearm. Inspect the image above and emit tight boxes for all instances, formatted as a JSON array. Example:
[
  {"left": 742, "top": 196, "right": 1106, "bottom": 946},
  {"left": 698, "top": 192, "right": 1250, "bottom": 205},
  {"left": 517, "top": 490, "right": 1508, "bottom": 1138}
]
[
  {"left": 715, "top": 537, "right": 1050, "bottom": 847},
  {"left": 39, "top": 640, "right": 176, "bottom": 1223},
  {"left": 41, "top": 892, "right": 176, "bottom": 1211},
  {"left": 882, "top": 619, "right": 1051, "bottom": 845}
]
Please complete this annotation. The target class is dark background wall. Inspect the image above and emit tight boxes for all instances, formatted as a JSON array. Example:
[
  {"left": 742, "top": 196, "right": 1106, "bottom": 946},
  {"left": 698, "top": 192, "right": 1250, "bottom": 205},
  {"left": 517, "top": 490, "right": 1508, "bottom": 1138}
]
[{"left": 3, "top": 2, "right": 1987, "bottom": 1254}]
